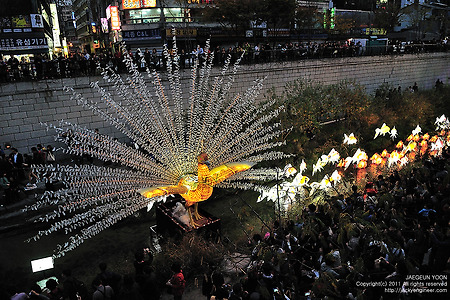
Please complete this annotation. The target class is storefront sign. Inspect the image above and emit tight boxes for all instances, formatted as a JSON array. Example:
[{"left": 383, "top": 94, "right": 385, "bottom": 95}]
[
  {"left": 364, "top": 28, "right": 386, "bottom": 36},
  {"left": 101, "top": 18, "right": 109, "bottom": 33},
  {"left": 141, "top": 0, "right": 156, "bottom": 7},
  {"left": 110, "top": 6, "right": 121, "bottom": 31},
  {"left": 106, "top": 5, "right": 111, "bottom": 20},
  {"left": 122, "top": 0, "right": 156, "bottom": 9},
  {"left": 12, "top": 15, "right": 31, "bottom": 28},
  {"left": 267, "top": 28, "right": 290, "bottom": 37},
  {"left": 30, "top": 14, "right": 44, "bottom": 28},
  {"left": 166, "top": 28, "right": 197, "bottom": 37},
  {"left": 0, "top": 33, "right": 48, "bottom": 51},
  {"left": 122, "top": 29, "right": 161, "bottom": 40}
]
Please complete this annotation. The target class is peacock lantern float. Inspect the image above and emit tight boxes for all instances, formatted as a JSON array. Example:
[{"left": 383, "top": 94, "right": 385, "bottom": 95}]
[{"left": 26, "top": 37, "right": 290, "bottom": 258}]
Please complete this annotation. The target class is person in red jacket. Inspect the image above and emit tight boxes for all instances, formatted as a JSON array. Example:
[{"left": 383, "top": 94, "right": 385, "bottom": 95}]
[{"left": 166, "top": 262, "right": 185, "bottom": 300}]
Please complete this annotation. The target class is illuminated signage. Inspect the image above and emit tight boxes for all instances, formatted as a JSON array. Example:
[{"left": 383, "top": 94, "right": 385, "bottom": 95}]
[
  {"left": 12, "top": 15, "right": 31, "bottom": 28},
  {"left": 91, "top": 22, "right": 97, "bottom": 34},
  {"left": 364, "top": 28, "right": 387, "bottom": 36},
  {"left": 122, "top": 0, "right": 140, "bottom": 9},
  {"left": 0, "top": 33, "right": 48, "bottom": 51},
  {"left": 106, "top": 5, "right": 111, "bottom": 20},
  {"left": 122, "top": 0, "right": 156, "bottom": 10},
  {"left": 101, "top": 18, "right": 108, "bottom": 33},
  {"left": 110, "top": 6, "right": 121, "bottom": 31},
  {"left": 188, "top": 0, "right": 214, "bottom": 3},
  {"left": 50, "top": 4, "right": 61, "bottom": 48},
  {"left": 141, "top": 0, "right": 156, "bottom": 8},
  {"left": 30, "top": 14, "right": 44, "bottom": 28}
]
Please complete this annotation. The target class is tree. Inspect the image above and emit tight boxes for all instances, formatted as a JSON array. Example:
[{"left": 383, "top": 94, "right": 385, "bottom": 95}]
[
  {"left": 373, "top": 2, "right": 403, "bottom": 32},
  {"left": 261, "top": 0, "right": 296, "bottom": 38},
  {"left": 203, "top": 0, "right": 296, "bottom": 39},
  {"left": 203, "top": 0, "right": 265, "bottom": 34},
  {"left": 404, "top": 0, "right": 431, "bottom": 40},
  {"left": 294, "top": 5, "right": 321, "bottom": 33}
]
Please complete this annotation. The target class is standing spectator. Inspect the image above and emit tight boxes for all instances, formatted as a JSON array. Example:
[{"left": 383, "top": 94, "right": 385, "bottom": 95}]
[
  {"left": 9, "top": 148, "right": 23, "bottom": 180},
  {"left": 150, "top": 48, "right": 159, "bottom": 70},
  {"left": 20, "top": 57, "right": 30, "bottom": 79},
  {"left": 254, "top": 44, "right": 260, "bottom": 63},
  {"left": 166, "top": 262, "right": 185, "bottom": 300},
  {"left": 118, "top": 275, "right": 142, "bottom": 300},
  {"left": 34, "top": 54, "right": 43, "bottom": 79},
  {"left": 31, "top": 147, "right": 45, "bottom": 164},
  {"left": 46, "top": 145, "right": 56, "bottom": 163},
  {"left": 60, "top": 269, "right": 88, "bottom": 300},
  {"left": 8, "top": 55, "right": 20, "bottom": 81},
  {"left": 133, "top": 248, "right": 153, "bottom": 276},
  {"left": 92, "top": 277, "right": 114, "bottom": 300},
  {"left": 0, "top": 56, "right": 8, "bottom": 82},
  {"left": 95, "top": 262, "right": 122, "bottom": 294},
  {"left": 43, "top": 278, "right": 64, "bottom": 300},
  {"left": 0, "top": 172, "right": 11, "bottom": 204}
]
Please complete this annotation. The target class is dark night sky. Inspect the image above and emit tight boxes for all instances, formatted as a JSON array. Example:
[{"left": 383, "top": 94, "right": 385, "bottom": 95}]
[{"left": 0, "top": 0, "right": 33, "bottom": 16}]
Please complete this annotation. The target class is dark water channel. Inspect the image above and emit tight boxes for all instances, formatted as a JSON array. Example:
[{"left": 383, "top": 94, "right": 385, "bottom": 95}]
[{"left": 0, "top": 208, "right": 156, "bottom": 291}]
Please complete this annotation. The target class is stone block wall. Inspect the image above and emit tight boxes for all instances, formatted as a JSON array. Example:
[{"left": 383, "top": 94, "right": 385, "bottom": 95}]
[{"left": 0, "top": 52, "right": 448, "bottom": 155}]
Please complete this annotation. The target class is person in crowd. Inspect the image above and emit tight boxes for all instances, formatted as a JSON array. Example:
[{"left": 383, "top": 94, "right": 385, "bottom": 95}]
[
  {"left": 95, "top": 262, "right": 122, "bottom": 294},
  {"left": 92, "top": 277, "right": 114, "bottom": 300},
  {"left": 118, "top": 275, "right": 142, "bottom": 300},
  {"left": 43, "top": 278, "right": 64, "bottom": 300},
  {"left": 166, "top": 262, "right": 185, "bottom": 300}
]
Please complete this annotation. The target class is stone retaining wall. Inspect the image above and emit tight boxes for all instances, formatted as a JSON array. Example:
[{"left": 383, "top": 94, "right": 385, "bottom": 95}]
[{"left": 0, "top": 52, "right": 449, "bottom": 154}]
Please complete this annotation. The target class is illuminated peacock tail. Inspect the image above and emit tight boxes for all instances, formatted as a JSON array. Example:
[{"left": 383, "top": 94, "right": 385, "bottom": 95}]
[{"left": 26, "top": 36, "right": 290, "bottom": 258}]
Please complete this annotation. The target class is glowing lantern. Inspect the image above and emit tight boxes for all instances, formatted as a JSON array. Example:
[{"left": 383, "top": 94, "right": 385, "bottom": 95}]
[
  {"left": 400, "top": 156, "right": 409, "bottom": 167},
  {"left": 381, "top": 149, "right": 389, "bottom": 158},
  {"left": 412, "top": 125, "right": 422, "bottom": 136},
  {"left": 330, "top": 170, "right": 342, "bottom": 183},
  {"left": 406, "top": 134, "right": 414, "bottom": 142},
  {"left": 370, "top": 153, "right": 383, "bottom": 165},
  {"left": 390, "top": 127, "right": 398, "bottom": 140},
  {"left": 284, "top": 164, "right": 297, "bottom": 177},
  {"left": 388, "top": 151, "right": 401, "bottom": 167},
  {"left": 357, "top": 160, "right": 367, "bottom": 169},
  {"left": 374, "top": 123, "right": 390, "bottom": 139},
  {"left": 396, "top": 141, "right": 404, "bottom": 149},
  {"left": 327, "top": 148, "right": 340, "bottom": 164},
  {"left": 299, "top": 175, "right": 310, "bottom": 185},
  {"left": 299, "top": 160, "right": 307, "bottom": 173},
  {"left": 405, "top": 141, "right": 417, "bottom": 152},
  {"left": 343, "top": 133, "right": 357, "bottom": 145},
  {"left": 423, "top": 133, "right": 430, "bottom": 140}
]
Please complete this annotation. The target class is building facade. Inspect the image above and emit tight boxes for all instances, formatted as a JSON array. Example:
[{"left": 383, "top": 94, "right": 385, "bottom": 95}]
[{"left": 0, "top": 0, "right": 54, "bottom": 57}]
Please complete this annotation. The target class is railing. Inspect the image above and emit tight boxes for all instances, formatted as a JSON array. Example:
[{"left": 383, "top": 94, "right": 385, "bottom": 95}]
[{"left": 0, "top": 42, "right": 447, "bottom": 83}]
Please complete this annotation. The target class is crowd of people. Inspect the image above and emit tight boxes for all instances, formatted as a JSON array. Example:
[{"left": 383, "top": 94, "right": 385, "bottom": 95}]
[
  {"left": 0, "top": 144, "right": 55, "bottom": 206},
  {"left": 0, "top": 39, "right": 447, "bottom": 83},
  {"left": 202, "top": 152, "right": 449, "bottom": 299},
  {"left": 3, "top": 143, "right": 449, "bottom": 299}
]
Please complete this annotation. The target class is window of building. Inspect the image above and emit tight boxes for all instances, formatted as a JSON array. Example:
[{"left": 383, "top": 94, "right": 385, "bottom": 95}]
[
  {"left": 164, "top": 8, "right": 183, "bottom": 23},
  {"left": 126, "top": 8, "right": 160, "bottom": 24}
]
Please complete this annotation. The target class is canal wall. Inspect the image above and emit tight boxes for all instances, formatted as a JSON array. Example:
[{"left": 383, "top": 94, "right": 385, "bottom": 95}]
[{"left": 0, "top": 52, "right": 449, "bottom": 154}]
